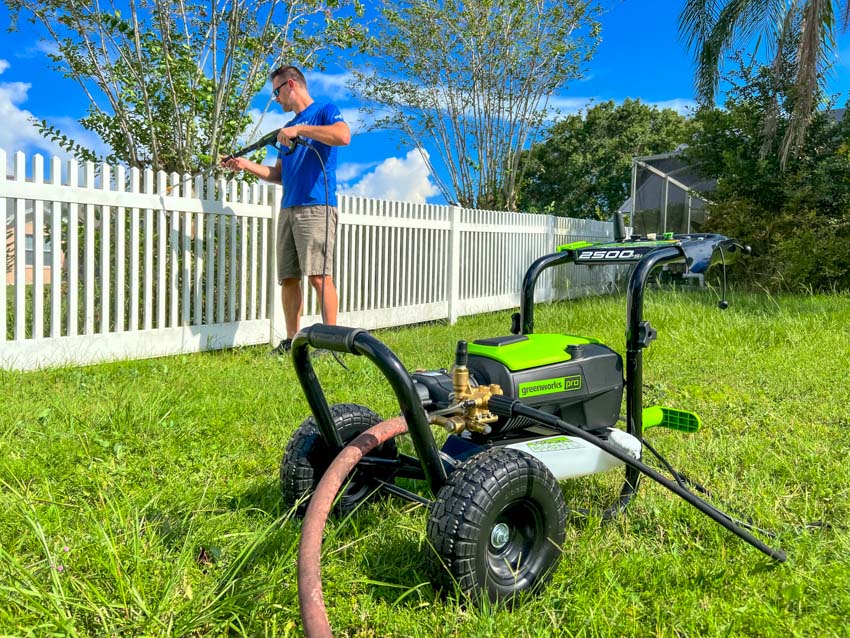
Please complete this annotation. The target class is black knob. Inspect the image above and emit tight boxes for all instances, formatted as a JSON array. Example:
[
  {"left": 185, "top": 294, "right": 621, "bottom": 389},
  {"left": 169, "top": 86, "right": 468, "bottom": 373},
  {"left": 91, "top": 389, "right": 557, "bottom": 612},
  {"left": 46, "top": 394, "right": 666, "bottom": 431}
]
[
  {"left": 718, "top": 300, "right": 729, "bottom": 310},
  {"left": 455, "top": 340, "right": 468, "bottom": 366},
  {"left": 510, "top": 312, "right": 521, "bottom": 335}
]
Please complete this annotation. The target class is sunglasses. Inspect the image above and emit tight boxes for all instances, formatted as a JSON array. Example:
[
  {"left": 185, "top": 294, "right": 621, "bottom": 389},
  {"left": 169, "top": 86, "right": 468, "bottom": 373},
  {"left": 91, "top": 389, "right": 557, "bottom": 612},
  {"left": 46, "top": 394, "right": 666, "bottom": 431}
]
[{"left": 272, "top": 79, "right": 291, "bottom": 98}]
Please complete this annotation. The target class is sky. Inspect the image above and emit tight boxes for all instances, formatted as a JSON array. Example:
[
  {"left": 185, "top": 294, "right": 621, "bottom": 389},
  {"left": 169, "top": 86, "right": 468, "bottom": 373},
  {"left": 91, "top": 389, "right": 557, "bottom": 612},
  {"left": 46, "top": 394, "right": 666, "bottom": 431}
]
[{"left": 2, "top": 0, "right": 850, "bottom": 205}]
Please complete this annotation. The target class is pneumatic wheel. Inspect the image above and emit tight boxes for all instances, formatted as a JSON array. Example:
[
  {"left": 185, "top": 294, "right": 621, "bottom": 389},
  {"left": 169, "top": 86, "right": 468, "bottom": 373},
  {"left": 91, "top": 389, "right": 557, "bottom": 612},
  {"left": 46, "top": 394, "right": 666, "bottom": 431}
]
[
  {"left": 280, "top": 403, "right": 399, "bottom": 516},
  {"left": 427, "top": 447, "right": 567, "bottom": 604}
]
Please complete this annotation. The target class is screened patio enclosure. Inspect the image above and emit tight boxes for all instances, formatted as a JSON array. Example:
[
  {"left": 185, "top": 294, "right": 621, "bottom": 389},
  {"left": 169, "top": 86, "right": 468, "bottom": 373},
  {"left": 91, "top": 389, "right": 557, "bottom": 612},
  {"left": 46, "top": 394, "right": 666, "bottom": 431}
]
[{"left": 618, "top": 147, "right": 715, "bottom": 235}]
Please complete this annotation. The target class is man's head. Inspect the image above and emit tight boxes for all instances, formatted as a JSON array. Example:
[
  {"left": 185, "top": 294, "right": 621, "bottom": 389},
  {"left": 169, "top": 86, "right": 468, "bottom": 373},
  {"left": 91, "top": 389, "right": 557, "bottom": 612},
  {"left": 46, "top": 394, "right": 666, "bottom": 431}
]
[{"left": 270, "top": 65, "right": 309, "bottom": 112}]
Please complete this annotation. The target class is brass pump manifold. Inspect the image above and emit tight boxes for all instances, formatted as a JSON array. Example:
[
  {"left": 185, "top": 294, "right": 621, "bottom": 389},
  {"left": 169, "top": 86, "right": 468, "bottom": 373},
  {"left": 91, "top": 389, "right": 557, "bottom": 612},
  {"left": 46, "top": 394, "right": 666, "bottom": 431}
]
[{"left": 430, "top": 361, "right": 503, "bottom": 435}]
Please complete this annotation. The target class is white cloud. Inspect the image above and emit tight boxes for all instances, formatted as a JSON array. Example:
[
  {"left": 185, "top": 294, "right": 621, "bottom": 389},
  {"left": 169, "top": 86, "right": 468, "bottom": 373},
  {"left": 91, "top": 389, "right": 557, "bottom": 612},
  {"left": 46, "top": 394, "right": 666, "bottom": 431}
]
[
  {"left": 341, "top": 149, "right": 439, "bottom": 203},
  {"left": 0, "top": 59, "right": 109, "bottom": 161},
  {"left": 17, "top": 40, "right": 61, "bottom": 59},
  {"left": 337, "top": 160, "right": 381, "bottom": 182},
  {"left": 340, "top": 107, "right": 373, "bottom": 134},
  {"left": 305, "top": 71, "right": 354, "bottom": 101},
  {"left": 0, "top": 62, "right": 56, "bottom": 156}
]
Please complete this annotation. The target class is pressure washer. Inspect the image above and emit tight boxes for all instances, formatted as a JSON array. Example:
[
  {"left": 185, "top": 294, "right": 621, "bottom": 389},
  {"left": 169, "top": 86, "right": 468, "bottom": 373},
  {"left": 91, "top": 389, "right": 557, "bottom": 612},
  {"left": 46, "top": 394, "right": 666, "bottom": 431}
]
[{"left": 282, "top": 218, "right": 785, "bottom": 633}]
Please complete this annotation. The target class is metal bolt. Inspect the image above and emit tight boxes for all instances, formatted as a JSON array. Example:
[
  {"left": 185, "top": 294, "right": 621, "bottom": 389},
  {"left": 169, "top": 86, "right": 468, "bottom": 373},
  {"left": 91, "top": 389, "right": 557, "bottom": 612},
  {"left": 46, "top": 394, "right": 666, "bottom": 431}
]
[{"left": 490, "top": 522, "right": 510, "bottom": 550}]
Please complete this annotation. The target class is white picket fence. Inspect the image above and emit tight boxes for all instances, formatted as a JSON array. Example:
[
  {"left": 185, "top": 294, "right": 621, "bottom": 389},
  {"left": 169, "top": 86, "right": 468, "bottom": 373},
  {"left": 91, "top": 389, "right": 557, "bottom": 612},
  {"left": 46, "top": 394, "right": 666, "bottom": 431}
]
[{"left": 1, "top": 150, "right": 617, "bottom": 371}]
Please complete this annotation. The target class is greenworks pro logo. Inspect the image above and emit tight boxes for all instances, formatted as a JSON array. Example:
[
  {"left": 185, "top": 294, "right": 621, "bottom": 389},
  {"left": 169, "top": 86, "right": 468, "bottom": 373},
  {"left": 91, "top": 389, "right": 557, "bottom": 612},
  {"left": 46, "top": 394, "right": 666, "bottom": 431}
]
[{"left": 518, "top": 375, "right": 582, "bottom": 398}]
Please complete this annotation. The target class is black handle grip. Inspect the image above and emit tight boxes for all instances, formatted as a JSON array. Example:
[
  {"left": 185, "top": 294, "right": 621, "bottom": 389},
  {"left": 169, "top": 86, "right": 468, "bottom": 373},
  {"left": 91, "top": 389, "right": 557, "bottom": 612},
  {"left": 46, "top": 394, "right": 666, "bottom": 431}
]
[
  {"left": 229, "top": 129, "right": 281, "bottom": 158},
  {"left": 303, "top": 324, "right": 367, "bottom": 354}
]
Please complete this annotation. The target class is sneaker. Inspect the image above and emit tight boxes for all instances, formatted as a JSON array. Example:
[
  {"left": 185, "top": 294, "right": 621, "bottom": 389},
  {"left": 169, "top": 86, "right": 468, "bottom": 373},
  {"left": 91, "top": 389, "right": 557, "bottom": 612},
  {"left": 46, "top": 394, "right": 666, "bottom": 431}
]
[{"left": 270, "top": 338, "right": 292, "bottom": 356}]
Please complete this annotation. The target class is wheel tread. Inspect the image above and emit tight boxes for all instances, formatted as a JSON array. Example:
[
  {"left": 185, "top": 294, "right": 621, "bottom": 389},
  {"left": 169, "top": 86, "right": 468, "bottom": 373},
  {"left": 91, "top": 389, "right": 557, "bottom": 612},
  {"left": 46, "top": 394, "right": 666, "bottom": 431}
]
[
  {"left": 426, "top": 447, "right": 567, "bottom": 602},
  {"left": 280, "top": 403, "right": 398, "bottom": 515}
]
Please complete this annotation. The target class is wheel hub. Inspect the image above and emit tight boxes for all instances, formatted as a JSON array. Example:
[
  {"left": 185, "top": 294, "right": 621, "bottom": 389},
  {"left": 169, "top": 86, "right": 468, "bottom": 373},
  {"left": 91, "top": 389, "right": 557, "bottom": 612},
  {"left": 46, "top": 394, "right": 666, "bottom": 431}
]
[{"left": 490, "top": 522, "right": 511, "bottom": 550}]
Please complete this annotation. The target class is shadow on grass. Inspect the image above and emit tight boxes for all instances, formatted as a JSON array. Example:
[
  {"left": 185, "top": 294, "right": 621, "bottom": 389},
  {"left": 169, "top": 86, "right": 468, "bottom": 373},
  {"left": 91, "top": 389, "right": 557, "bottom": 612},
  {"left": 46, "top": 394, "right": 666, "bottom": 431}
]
[{"left": 228, "top": 478, "right": 286, "bottom": 517}]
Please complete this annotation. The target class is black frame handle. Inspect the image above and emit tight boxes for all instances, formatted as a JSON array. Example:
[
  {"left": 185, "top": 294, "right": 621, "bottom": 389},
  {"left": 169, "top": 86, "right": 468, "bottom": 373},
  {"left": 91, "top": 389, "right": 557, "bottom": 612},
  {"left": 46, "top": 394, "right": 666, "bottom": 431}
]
[{"left": 292, "top": 327, "right": 448, "bottom": 494}]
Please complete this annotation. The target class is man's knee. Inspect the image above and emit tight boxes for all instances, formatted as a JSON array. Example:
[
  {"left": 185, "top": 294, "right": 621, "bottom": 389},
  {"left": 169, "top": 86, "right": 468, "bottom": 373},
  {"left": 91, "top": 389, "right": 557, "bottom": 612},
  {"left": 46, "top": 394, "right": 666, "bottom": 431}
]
[
  {"left": 307, "top": 274, "right": 334, "bottom": 288},
  {"left": 281, "top": 277, "right": 301, "bottom": 289}
]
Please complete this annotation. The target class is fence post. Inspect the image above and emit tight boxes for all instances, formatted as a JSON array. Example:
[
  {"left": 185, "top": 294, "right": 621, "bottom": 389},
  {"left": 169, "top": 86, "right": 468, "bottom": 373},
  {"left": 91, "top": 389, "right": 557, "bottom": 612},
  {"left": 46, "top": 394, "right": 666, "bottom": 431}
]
[
  {"left": 268, "top": 184, "right": 285, "bottom": 344},
  {"left": 446, "top": 205, "right": 462, "bottom": 324}
]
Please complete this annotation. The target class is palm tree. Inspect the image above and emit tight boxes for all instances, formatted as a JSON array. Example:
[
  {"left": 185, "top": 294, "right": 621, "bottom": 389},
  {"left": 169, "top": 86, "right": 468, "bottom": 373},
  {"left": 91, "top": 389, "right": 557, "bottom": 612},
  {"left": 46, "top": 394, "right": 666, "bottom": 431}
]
[{"left": 679, "top": 0, "right": 850, "bottom": 165}]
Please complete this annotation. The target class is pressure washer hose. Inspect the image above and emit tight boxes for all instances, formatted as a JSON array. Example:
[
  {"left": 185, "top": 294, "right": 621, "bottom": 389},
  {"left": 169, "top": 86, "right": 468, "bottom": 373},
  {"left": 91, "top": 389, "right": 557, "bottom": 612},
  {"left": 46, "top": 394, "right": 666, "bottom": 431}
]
[
  {"left": 487, "top": 395, "right": 788, "bottom": 563},
  {"left": 298, "top": 416, "right": 409, "bottom": 638}
]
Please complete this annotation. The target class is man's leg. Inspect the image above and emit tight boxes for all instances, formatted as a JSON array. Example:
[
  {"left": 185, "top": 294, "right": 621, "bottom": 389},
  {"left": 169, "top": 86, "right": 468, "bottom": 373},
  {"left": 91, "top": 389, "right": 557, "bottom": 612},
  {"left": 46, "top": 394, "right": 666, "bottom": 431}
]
[
  {"left": 281, "top": 278, "right": 303, "bottom": 337},
  {"left": 307, "top": 275, "right": 338, "bottom": 325}
]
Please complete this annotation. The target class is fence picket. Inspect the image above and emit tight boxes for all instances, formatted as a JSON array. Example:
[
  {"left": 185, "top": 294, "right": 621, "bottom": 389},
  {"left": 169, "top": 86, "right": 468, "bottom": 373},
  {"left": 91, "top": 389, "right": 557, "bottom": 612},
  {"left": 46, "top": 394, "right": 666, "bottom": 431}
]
[
  {"left": 83, "top": 161, "right": 95, "bottom": 335},
  {"left": 32, "top": 155, "right": 44, "bottom": 340},
  {"left": 14, "top": 152, "right": 25, "bottom": 340},
  {"left": 182, "top": 209, "right": 191, "bottom": 326},
  {"left": 259, "top": 205, "right": 268, "bottom": 320},
  {"left": 155, "top": 176, "right": 165, "bottom": 328},
  {"left": 129, "top": 168, "right": 140, "bottom": 332},
  {"left": 99, "top": 163, "right": 111, "bottom": 334},
  {"left": 166, "top": 172, "right": 178, "bottom": 328},
  {"left": 250, "top": 215, "right": 258, "bottom": 320},
  {"left": 68, "top": 159, "right": 79, "bottom": 336},
  {"left": 229, "top": 184, "right": 237, "bottom": 323},
  {"left": 143, "top": 169, "right": 154, "bottom": 330},
  {"left": 194, "top": 176, "right": 204, "bottom": 326},
  {"left": 206, "top": 176, "right": 216, "bottom": 325},
  {"left": 115, "top": 165, "right": 126, "bottom": 333},
  {"left": 217, "top": 181, "right": 226, "bottom": 323},
  {"left": 239, "top": 224, "right": 247, "bottom": 321}
]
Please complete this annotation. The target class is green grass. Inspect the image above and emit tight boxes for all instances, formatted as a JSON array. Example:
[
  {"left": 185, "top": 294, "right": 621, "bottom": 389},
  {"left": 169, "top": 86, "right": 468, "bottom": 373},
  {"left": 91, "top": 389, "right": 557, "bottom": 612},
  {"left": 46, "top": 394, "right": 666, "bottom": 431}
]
[{"left": 1, "top": 289, "right": 849, "bottom": 637}]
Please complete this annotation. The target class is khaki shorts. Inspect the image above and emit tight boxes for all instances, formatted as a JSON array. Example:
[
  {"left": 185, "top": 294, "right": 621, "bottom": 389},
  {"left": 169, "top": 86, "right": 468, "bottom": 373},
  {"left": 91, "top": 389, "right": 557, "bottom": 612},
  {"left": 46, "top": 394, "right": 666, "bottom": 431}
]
[{"left": 277, "top": 205, "right": 338, "bottom": 281}]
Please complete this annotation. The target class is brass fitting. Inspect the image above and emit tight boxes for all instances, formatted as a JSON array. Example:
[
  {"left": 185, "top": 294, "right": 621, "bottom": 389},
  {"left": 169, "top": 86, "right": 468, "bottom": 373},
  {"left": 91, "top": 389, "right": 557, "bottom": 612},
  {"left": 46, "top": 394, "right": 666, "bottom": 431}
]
[{"left": 445, "top": 362, "right": 503, "bottom": 434}]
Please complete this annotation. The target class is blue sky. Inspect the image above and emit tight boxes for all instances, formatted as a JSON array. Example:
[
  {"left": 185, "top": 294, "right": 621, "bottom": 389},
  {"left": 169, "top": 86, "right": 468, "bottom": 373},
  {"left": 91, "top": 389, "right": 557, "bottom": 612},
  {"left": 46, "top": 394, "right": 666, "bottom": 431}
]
[{"left": 2, "top": 0, "right": 849, "bottom": 204}]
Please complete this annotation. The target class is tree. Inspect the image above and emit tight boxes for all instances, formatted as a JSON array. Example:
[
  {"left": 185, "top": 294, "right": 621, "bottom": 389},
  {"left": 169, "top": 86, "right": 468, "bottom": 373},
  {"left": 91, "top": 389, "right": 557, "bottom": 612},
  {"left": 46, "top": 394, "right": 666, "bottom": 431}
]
[
  {"left": 517, "top": 99, "right": 695, "bottom": 219},
  {"left": 679, "top": 0, "right": 850, "bottom": 166},
  {"left": 349, "top": 0, "right": 602, "bottom": 210},
  {"left": 4, "top": 0, "right": 365, "bottom": 173},
  {"left": 684, "top": 60, "right": 850, "bottom": 290}
]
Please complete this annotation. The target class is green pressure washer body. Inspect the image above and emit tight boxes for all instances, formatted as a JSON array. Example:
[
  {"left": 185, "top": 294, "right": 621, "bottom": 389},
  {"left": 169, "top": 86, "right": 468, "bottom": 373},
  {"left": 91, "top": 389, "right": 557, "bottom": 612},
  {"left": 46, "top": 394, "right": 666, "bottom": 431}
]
[
  {"left": 410, "top": 333, "right": 629, "bottom": 483},
  {"left": 284, "top": 224, "right": 785, "bottom": 605},
  {"left": 421, "top": 332, "right": 622, "bottom": 433}
]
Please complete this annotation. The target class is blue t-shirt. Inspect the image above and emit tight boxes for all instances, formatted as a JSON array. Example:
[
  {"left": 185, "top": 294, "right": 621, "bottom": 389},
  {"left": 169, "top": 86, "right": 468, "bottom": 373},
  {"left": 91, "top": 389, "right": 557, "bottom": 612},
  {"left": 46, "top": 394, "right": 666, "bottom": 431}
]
[{"left": 277, "top": 102, "right": 344, "bottom": 208}]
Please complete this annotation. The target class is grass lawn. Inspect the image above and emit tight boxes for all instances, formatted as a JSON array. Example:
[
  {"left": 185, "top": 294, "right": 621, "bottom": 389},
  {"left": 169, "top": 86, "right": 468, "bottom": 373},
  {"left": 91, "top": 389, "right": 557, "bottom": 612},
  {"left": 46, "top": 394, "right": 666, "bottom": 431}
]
[{"left": 1, "top": 289, "right": 848, "bottom": 637}]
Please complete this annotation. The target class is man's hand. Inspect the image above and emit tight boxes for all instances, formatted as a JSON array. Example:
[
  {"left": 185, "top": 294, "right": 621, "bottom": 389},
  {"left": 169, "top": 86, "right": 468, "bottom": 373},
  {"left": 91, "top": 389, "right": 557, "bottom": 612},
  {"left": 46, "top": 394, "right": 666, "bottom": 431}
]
[
  {"left": 278, "top": 126, "right": 300, "bottom": 149},
  {"left": 220, "top": 155, "right": 249, "bottom": 172}
]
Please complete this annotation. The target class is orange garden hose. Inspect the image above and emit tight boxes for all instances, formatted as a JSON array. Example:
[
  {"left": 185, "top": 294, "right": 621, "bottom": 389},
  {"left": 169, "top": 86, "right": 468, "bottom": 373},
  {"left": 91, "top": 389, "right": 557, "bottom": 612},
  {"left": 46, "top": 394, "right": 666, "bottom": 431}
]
[{"left": 297, "top": 416, "right": 409, "bottom": 638}]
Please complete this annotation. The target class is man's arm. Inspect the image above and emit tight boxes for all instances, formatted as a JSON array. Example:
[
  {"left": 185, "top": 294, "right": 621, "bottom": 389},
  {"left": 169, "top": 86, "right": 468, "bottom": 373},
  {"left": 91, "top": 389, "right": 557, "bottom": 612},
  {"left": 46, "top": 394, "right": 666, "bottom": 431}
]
[
  {"left": 280, "top": 121, "right": 351, "bottom": 147},
  {"left": 220, "top": 157, "right": 283, "bottom": 184}
]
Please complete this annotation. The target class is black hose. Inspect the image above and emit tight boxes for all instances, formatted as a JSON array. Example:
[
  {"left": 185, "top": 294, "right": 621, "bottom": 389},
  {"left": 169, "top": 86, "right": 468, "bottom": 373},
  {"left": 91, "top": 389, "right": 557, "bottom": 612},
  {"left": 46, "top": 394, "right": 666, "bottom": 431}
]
[{"left": 488, "top": 395, "right": 787, "bottom": 562}]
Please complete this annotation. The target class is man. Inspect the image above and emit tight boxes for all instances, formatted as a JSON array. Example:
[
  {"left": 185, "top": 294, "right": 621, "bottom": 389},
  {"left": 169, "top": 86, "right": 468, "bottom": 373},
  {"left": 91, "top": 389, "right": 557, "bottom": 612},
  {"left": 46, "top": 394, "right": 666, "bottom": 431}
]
[{"left": 221, "top": 65, "right": 351, "bottom": 354}]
